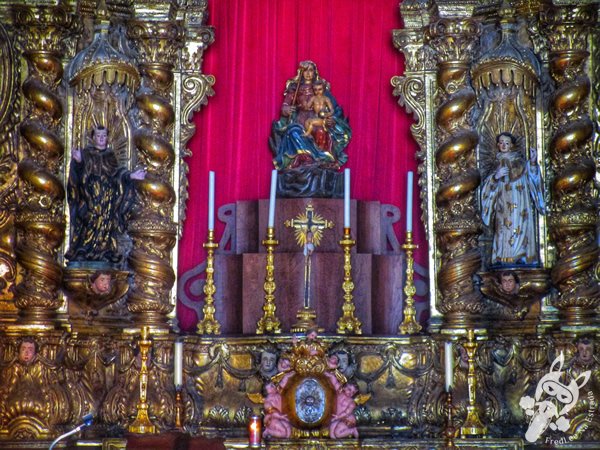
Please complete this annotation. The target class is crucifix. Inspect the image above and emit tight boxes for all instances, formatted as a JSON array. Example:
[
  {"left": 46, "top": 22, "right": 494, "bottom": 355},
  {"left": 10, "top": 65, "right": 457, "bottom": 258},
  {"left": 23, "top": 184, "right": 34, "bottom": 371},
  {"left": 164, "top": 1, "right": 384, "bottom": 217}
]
[{"left": 284, "top": 204, "right": 333, "bottom": 333}]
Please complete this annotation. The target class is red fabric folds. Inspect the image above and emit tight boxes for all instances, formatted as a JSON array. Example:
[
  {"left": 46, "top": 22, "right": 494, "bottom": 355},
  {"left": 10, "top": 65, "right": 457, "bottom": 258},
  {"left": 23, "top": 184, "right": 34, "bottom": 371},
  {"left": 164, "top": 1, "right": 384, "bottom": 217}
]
[{"left": 177, "top": 0, "right": 424, "bottom": 330}]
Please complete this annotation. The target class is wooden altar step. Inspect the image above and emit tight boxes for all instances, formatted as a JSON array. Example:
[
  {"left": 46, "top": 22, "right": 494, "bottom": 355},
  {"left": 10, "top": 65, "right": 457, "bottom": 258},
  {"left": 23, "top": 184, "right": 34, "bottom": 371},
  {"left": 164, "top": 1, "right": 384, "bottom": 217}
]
[{"left": 224, "top": 437, "right": 525, "bottom": 449}]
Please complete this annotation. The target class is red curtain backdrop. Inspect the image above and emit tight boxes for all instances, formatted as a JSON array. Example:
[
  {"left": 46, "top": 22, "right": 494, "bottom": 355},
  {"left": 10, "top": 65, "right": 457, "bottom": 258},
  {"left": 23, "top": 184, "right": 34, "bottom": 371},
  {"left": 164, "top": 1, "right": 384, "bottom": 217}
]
[{"left": 177, "top": 0, "right": 424, "bottom": 330}]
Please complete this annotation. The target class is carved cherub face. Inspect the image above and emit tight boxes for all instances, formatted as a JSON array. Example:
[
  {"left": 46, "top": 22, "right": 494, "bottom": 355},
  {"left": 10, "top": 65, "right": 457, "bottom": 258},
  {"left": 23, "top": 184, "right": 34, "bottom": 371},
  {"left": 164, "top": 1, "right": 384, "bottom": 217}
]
[
  {"left": 92, "top": 273, "right": 112, "bottom": 295},
  {"left": 260, "top": 351, "right": 277, "bottom": 374},
  {"left": 336, "top": 352, "right": 349, "bottom": 372},
  {"left": 19, "top": 341, "right": 36, "bottom": 365},
  {"left": 278, "top": 358, "right": 291, "bottom": 371},
  {"left": 577, "top": 342, "right": 594, "bottom": 365},
  {"left": 92, "top": 128, "right": 108, "bottom": 150},
  {"left": 343, "top": 384, "right": 358, "bottom": 396},
  {"left": 500, "top": 274, "right": 518, "bottom": 294}
]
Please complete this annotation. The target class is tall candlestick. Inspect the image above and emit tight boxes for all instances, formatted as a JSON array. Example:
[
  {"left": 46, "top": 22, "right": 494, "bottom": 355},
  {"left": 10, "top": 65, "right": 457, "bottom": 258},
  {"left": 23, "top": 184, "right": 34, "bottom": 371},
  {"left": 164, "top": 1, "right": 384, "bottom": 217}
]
[
  {"left": 344, "top": 168, "right": 350, "bottom": 228},
  {"left": 268, "top": 169, "right": 277, "bottom": 228},
  {"left": 174, "top": 341, "right": 183, "bottom": 387},
  {"left": 444, "top": 341, "right": 454, "bottom": 392},
  {"left": 208, "top": 171, "right": 215, "bottom": 230},
  {"left": 406, "top": 171, "right": 413, "bottom": 233}
]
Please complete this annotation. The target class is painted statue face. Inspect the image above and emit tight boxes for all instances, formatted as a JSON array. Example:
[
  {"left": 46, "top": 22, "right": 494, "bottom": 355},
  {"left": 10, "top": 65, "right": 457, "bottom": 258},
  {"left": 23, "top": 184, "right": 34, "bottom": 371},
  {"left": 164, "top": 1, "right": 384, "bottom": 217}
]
[
  {"left": 92, "top": 273, "right": 112, "bottom": 294},
  {"left": 302, "top": 65, "right": 316, "bottom": 82},
  {"left": 497, "top": 135, "right": 513, "bottom": 153},
  {"left": 19, "top": 342, "right": 36, "bottom": 364},
  {"left": 313, "top": 84, "right": 324, "bottom": 96},
  {"left": 93, "top": 128, "right": 108, "bottom": 149},
  {"left": 307, "top": 330, "right": 318, "bottom": 341},
  {"left": 261, "top": 351, "right": 277, "bottom": 373},
  {"left": 500, "top": 274, "right": 517, "bottom": 294},
  {"left": 577, "top": 342, "right": 594, "bottom": 364}
]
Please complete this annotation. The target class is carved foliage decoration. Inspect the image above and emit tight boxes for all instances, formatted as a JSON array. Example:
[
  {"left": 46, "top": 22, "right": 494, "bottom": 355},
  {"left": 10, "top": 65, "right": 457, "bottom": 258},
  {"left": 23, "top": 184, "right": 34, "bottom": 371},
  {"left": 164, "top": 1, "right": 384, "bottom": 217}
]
[{"left": 101, "top": 338, "right": 177, "bottom": 431}]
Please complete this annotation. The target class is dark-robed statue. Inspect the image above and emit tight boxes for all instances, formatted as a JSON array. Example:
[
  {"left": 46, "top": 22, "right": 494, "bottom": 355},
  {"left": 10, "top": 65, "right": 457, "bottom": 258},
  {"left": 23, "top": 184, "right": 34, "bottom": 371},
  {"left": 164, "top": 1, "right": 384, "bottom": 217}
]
[
  {"left": 270, "top": 61, "right": 351, "bottom": 198},
  {"left": 66, "top": 125, "right": 145, "bottom": 266}
]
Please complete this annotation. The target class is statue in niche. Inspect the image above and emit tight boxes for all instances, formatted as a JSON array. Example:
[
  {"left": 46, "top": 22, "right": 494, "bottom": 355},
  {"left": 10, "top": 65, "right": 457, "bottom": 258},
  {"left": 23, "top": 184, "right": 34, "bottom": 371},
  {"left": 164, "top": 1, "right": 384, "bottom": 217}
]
[
  {"left": 270, "top": 60, "right": 351, "bottom": 198},
  {"left": 66, "top": 125, "right": 146, "bottom": 267},
  {"left": 481, "top": 132, "right": 545, "bottom": 266}
]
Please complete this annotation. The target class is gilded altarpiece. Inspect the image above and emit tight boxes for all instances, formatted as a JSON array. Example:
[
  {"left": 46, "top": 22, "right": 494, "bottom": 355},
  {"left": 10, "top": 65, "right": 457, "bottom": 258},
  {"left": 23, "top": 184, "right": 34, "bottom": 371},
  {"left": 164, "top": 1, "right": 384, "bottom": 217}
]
[{"left": 0, "top": 0, "right": 597, "bottom": 449}]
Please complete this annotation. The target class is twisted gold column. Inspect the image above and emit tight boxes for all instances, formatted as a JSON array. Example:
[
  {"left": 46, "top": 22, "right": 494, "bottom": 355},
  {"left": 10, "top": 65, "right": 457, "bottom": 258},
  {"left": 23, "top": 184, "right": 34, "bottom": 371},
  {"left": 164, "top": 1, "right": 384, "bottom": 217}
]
[
  {"left": 541, "top": 5, "right": 600, "bottom": 329},
  {"left": 12, "top": 5, "right": 71, "bottom": 328},
  {"left": 127, "top": 20, "right": 183, "bottom": 331},
  {"left": 428, "top": 18, "right": 483, "bottom": 331}
]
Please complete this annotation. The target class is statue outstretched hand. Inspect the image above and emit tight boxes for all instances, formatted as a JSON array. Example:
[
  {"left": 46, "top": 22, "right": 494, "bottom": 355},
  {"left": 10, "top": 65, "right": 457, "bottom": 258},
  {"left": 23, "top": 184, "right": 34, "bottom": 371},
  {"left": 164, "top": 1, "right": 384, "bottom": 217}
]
[
  {"left": 529, "top": 147, "right": 537, "bottom": 165},
  {"left": 72, "top": 148, "right": 82, "bottom": 163},
  {"left": 130, "top": 168, "right": 146, "bottom": 180}
]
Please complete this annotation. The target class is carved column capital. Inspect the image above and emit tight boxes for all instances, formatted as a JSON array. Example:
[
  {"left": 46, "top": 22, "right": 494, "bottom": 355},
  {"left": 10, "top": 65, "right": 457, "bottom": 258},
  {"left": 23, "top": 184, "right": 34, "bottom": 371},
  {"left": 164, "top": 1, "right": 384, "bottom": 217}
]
[
  {"left": 127, "top": 20, "right": 184, "bottom": 69},
  {"left": 12, "top": 4, "right": 72, "bottom": 55},
  {"left": 427, "top": 17, "right": 480, "bottom": 64}
]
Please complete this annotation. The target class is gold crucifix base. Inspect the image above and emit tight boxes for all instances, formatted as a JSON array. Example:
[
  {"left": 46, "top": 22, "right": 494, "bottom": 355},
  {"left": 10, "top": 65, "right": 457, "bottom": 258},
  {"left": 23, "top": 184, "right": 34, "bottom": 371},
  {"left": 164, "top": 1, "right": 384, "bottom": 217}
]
[{"left": 290, "top": 307, "right": 323, "bottom": 334}]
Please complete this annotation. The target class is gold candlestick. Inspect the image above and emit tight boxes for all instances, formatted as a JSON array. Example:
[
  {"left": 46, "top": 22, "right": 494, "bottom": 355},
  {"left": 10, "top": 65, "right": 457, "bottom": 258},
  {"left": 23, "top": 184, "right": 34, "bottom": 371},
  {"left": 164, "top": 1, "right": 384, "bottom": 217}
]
[
  {"left": 459, "top": 329, "right": 487, "bottom": 437},
  {"left": 336, "top": 227, "right": 362, "bottom": 334},
  {"left": 197, "top": 229, "right": 221, "bottom": 335},
  {"left": 445, "top": 389, "right": 456, "bottom": 448},
  {"left": 174, "top": 385, "right": 184, "bottom": 431},
  {"left": 398, "top": 231, "right": 422, "bottom": 334},
  {"left": 256, "top": 226, "right": 282, "bottom": 334},
  {"left": 129, "top": 326, "right": 157, "bottom": 434}
]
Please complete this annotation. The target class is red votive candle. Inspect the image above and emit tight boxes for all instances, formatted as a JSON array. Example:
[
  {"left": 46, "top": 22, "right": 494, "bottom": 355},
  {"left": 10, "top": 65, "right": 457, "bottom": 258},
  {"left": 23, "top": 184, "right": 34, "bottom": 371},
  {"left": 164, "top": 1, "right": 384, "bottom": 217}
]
[{"left": 248, "top": 415, "right": 261, "bottom": 447}]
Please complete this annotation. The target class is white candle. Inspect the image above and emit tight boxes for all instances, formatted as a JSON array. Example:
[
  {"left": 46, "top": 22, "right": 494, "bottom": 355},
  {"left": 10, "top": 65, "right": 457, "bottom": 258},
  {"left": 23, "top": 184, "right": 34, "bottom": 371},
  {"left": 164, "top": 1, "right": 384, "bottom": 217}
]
[
  {"left": 444, "top": 341, "right": 454, "bottom": 392},
  {"left": 344, "top": 168, "right": 350, "bottom": 228},
  {"left": 208, "top": 171, "right": 215, "bottom": 230},
  {"left": 174, "top": 341, "right": 183, "bottom": 387},
  {"left": 406, "top": 171, "right": 413, "bottom": 233},
  {"left": 268, "top": 169, "right": 277, "bottom": 228}
]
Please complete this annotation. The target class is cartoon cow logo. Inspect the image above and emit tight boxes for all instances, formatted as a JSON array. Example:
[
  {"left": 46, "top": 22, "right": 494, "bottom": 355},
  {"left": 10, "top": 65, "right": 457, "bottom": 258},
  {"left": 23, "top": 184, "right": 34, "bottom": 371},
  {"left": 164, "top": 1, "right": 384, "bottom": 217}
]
[{"left": 519, "top": 352, "right": 591, "bottom": 443}]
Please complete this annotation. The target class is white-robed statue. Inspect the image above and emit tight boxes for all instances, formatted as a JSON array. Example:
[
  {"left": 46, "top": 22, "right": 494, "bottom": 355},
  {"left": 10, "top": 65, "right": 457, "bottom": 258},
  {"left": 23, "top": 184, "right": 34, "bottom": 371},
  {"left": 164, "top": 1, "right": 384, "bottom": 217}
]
[{"left": 481, "top": 132, "right": 545, "bottom": 265}]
